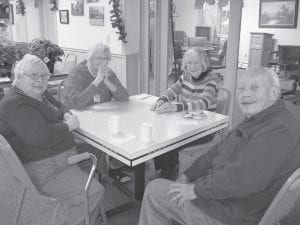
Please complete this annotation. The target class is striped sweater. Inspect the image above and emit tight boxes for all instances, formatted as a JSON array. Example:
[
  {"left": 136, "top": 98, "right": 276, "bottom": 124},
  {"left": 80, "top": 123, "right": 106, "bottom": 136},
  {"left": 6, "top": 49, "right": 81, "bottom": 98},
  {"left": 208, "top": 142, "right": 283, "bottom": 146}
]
[{"left": 159, "top": 71, "right": 219, "bottom": 112}]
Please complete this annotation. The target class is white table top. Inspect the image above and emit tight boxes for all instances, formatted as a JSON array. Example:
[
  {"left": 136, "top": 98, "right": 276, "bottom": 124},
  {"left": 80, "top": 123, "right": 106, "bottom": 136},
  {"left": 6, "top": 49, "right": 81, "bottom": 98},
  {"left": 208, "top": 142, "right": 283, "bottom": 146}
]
[{"left": 71, "top": 94, "right": 229, "bottom": 166}]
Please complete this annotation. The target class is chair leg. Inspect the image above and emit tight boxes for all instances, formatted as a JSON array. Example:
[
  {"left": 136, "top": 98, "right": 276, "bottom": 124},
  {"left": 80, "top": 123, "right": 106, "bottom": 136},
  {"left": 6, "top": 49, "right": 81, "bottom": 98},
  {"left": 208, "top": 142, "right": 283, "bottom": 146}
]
[{"left": 99, "top": 204, "right": 107, "bottom": 225}]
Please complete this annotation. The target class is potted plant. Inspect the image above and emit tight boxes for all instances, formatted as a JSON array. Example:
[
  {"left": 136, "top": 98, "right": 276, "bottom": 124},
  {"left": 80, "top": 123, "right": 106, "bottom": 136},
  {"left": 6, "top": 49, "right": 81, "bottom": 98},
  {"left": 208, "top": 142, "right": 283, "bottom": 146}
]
[
  {"left": 30, "top": 38, "right": 64, "bottom": 74},
  {"left": 0, "top": 43, "right": 29, "bottom": 77}
]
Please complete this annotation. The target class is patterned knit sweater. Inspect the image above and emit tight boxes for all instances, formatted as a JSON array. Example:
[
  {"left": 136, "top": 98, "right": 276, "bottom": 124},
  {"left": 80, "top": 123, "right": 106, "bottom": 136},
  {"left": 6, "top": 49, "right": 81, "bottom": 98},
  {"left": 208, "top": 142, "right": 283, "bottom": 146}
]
[{"left": 159, "top": 71, "right": 219, "bottom": 112}]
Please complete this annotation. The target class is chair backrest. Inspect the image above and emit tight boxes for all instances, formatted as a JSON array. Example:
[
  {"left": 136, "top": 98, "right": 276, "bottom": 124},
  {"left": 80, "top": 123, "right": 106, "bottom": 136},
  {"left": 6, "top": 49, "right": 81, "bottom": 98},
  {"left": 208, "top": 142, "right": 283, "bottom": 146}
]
[
  {"left": 218, "top": 41, "right": 227, "bottom": 65},
  {"left": 173, "top": 41, "right": 183, "bottom": 60},
  {"left": 62, "top": 53, "right": 77, "bottom": 73},
  {"left": 57, "top": 80, "right": 65, "bottom": 102},
  {"left": 258, "top": 168, "right": 300, "bottom": 225},
  {"left": 216, "top": 87, "right": 231, "bottom": 116},
  {"left": 187, "top": 36, "right": 207, "bottom": 47},
  {"left": 0, "top": 134, "right": 39, "bottom": 195}
]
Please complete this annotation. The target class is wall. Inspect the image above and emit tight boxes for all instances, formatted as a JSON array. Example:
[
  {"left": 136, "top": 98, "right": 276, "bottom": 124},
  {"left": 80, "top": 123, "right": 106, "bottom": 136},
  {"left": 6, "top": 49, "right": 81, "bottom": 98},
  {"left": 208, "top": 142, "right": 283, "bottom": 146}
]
[
  {"left": 239, "top": 0, "right": 300, "bottom": 66},
  {"left": 57, "top": 0, "right": 121, "bottom": 53},
  {"left": 173, "top": 0, "right": 198, "bottom": 37},
  {"left": 10, "top": 0, "right": 42, "bottom": 42}
]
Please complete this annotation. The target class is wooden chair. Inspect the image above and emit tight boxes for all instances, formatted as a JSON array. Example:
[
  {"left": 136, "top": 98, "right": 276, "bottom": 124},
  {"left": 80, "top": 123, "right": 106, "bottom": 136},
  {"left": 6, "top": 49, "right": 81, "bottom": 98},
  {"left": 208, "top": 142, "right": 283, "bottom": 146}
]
[
  {"left": 179, "top": 87, "right": 231, "bottom": 174},
  {"left": 0, "top": 134, "right": 107, "bottom": 225},
  {"left": 258, "top": 168, "right": 300, "bottom": 225},
  {"left": 210, "top": 41, "right": 227, "bottom": 69}
]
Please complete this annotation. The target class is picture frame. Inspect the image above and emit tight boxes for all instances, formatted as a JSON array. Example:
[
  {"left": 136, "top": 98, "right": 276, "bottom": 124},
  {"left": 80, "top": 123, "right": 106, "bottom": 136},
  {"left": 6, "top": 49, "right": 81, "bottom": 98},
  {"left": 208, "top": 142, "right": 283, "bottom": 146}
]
[
  {"left": 59, "top": 10, "right": 69, "bottom": 24},
  {"left": 0, "top": 4, "right": 10, "bottom": 19},
  {"left": 259, "top": 0, "right": 299, "bottom": 28},
  {"left": 89, "top": 6, "right": 104, "bottom": 26},
  {"left": 87, "top": 0, "right": 100, "bottom": 3},
  {"left": 71, "top": 0, "right": 84, "bottom": 16}
]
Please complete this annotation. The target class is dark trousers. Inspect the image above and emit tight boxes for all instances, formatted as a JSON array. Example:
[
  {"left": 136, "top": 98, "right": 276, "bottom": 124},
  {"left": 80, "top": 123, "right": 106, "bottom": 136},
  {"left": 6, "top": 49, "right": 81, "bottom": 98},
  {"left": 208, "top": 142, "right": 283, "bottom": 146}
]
[{"left": 154, "top": 134, "right": 215, "bottom": 179}]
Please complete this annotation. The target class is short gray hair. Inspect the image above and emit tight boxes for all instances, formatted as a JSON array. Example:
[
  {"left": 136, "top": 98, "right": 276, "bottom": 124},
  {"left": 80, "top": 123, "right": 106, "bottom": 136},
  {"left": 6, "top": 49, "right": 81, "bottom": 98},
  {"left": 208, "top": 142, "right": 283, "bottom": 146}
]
[
  {"left": 181, "top": 48, "right": 210, "bottom": 72},
  {"left": 13, "top": 54, "right": 49, "bottom": 85},
  {"left": 86, "top": 43, "right": 111, "bottom": 61}
]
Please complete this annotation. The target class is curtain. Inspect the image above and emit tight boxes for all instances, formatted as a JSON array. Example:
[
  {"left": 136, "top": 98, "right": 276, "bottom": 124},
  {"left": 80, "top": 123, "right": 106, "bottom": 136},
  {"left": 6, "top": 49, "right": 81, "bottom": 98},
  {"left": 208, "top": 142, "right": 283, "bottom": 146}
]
[{"left": 195, "top": 0, "right": 229, "bottom": 9}]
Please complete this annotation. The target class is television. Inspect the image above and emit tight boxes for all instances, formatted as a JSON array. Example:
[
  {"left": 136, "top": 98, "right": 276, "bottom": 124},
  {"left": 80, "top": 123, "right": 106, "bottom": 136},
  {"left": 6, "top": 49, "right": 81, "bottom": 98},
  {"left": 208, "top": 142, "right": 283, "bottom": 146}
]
[{"left": 195, "top": 26, "right": 211, "bottom": 42}]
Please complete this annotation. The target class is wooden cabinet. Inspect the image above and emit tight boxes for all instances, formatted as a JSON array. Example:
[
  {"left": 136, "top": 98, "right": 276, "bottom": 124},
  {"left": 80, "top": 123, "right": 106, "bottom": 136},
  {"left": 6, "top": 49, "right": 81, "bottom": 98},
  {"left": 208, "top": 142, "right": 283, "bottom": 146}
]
[{"left": 248, "top": 32, "right": 274, "bottom": 67}]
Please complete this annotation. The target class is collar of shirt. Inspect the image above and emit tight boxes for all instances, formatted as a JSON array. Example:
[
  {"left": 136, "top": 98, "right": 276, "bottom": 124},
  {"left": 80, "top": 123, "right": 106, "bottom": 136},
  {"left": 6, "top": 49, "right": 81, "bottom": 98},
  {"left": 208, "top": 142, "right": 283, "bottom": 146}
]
[{"left": 244, "top": 100, "right": 285, "bottom": 123}]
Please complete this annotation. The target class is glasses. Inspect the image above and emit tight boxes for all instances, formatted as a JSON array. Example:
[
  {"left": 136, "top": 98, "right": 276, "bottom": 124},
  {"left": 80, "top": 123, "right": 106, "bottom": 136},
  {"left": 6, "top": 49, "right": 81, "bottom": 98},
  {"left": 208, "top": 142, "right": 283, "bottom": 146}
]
[{"left": 24, "top": 73, "right": 51, "bottom": 81}]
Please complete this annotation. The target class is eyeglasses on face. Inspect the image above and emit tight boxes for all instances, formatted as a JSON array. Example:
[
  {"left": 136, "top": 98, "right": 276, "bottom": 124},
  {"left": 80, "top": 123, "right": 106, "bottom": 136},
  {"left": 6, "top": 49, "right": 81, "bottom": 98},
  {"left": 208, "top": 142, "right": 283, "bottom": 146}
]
[{"left": 24, "top": 73, "right": 51, "bottom": 81}]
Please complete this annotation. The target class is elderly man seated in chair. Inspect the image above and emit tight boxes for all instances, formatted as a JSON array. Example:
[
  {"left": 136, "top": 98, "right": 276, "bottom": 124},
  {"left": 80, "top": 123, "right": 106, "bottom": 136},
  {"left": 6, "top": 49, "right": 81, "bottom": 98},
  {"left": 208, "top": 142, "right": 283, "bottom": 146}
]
[{"left": 138, "top": 67, "right": 300, "bottom": 225}]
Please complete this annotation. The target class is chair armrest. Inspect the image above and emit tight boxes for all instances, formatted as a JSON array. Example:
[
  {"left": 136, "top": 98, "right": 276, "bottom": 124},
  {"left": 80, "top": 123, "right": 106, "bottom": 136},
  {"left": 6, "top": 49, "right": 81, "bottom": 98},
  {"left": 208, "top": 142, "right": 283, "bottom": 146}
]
[{"left": 67, "top": 152, "right": 91, "bottom": 164}]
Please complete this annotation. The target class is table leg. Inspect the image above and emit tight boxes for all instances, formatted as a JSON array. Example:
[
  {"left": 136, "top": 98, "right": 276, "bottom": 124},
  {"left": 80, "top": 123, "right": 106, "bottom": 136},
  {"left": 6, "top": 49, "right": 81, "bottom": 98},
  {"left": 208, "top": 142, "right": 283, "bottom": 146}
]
[{"left": 134, "top": 162, "right": 145, "bottom": 201}]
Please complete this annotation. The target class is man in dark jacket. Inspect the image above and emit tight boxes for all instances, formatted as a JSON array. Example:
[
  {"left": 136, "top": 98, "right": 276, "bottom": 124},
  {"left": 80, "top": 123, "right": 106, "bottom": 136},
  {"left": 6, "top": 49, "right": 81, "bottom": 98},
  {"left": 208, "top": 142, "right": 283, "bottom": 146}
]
[{"left": 138, "top": 67, "right": 300, "bottom": 225}]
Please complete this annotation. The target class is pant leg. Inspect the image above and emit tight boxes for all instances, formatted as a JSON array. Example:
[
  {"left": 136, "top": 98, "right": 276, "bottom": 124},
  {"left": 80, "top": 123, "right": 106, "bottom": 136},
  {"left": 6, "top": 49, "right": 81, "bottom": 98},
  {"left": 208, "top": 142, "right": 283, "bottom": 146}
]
[
  {"left": 25, "top": 149, "right": 105, "bottom": 225},
  {"left": 154, "top": 134, "right": 215, "bottom": 179},
  {"left": 138, "top": 178, "right": 224, "bottom": 225}
]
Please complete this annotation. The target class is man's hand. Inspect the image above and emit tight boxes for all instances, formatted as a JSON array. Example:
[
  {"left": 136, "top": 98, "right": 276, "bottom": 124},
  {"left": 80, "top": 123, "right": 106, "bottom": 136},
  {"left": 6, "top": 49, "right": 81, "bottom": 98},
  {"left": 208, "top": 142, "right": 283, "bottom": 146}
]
[
  {"left": 167, "top": 183, "right": 197, "bottom": 207},
  {"left": 150, "top": 100, "right": 165, "bottom": 111},
  {"left": 156, "top": 103, "right": 177, "bottom": 114},
  {"left": 63, "top": 111, "right": 73, "bottom": 121},
  {"left": 93, "top": 60, "right": 109, "bottom": 86},
  {"left": 176, "top": 174, "right": 188, "bottom": 184},
  {"left": 64, "top": 114, "right": 80, "bottom": 131}
]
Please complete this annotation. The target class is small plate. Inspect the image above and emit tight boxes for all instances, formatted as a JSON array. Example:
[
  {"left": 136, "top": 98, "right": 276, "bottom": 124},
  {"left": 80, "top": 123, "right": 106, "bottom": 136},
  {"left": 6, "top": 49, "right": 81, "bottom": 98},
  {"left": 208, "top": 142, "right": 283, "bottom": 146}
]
[{"left": 184, "top": 111, "right": 208, "bottom": 120}]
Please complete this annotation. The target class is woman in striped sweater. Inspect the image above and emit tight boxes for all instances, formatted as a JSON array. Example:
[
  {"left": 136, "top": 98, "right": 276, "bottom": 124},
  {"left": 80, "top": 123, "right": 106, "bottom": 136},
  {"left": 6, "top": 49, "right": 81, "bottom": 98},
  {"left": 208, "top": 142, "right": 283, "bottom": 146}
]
[
  {"left": 151, "top": 48, "right": 220, "bottom": 178},
  {"left": 151, "top": 48, "right": 219, "bottom": 113}
]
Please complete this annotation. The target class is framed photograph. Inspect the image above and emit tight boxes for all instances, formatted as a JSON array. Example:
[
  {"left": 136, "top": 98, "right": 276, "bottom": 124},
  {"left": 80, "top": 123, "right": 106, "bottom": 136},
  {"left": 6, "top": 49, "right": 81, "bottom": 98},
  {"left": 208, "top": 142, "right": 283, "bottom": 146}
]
[
  {"left": 0, "top": 4, "right": 10, "bottom": 19},
  {"left": 89, "top": 6, "right": 104, "bottom": 26},
  {"left": 71, "top": 0, "right": 84, "bottom": 16},
  {"left": 59, "top": 10, "right": 69, "bottom": 24},
  {"left": 87, "top": 0, "right": 100, "bottom": 3},
  {"left": 259, "top": 0, "right": 299, "bottom": 28}
]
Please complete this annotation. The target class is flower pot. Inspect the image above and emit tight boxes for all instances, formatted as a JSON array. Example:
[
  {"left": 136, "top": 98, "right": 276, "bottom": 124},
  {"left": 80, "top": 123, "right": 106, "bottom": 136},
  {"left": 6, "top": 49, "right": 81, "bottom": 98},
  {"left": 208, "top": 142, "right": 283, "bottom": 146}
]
[{"left": 0, "top": 67, "right": 11, "bottom": 78}]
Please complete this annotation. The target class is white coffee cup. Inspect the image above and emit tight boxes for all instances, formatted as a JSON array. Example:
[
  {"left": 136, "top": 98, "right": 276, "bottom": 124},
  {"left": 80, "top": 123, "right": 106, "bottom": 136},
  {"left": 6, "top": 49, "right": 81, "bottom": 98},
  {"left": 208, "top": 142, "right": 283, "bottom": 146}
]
[
  {"left": 108, "top": 115, "right": 120, "bottom": 134},
  {"left": 140, "top": 123, "right": 153, "bottom": 143}
]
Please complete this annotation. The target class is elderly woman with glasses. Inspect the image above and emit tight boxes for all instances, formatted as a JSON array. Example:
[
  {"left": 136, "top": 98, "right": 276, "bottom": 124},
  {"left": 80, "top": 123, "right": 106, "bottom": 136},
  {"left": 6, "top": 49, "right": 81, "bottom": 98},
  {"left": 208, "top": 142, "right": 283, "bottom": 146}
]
[
  {"left": 62, "top": 42, "right": 129, "bottom": 109},
  {"left": 0, "top": 54, "right": 104, "bottom": 225}
]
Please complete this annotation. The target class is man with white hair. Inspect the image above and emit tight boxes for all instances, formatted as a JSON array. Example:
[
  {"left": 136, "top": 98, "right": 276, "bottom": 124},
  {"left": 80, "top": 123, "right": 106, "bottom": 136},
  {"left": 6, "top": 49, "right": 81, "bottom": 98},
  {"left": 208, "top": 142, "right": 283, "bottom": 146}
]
[
  {"left": 62, "top": 42, "right": 128, "bottom": 109},
  {"left": 138, "top": 67, "right": 300, "bottom": 225},
  {"left": 62, "top": 43, "right": 130, "bottom": 182}
]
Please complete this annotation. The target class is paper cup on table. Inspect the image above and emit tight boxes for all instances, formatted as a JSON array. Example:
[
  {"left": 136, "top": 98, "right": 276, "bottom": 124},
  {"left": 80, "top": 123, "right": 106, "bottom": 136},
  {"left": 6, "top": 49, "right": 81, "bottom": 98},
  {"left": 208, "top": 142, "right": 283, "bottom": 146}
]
[
  {"left": 140, "top": 123, "right": 153, "bottom": 143},
  {"left": 108, "top": 115, "right": 120, "bottom": 135}
]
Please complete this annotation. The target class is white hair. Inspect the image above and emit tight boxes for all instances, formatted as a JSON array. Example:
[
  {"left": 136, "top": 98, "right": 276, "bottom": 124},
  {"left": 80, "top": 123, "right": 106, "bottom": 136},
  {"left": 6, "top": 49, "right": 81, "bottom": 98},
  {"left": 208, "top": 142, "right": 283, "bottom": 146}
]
[
  {"left": 13, "top": 54, "right": 49, "bottom": 86},
  {"left": 181, "top": 48, "right": 211, "bottom": 72},
  {"left": 244, "top": 67, "right": 281, "bottom": 100},
  {"left": 86, "top": 43, "right": 111, "bottom": 62}
]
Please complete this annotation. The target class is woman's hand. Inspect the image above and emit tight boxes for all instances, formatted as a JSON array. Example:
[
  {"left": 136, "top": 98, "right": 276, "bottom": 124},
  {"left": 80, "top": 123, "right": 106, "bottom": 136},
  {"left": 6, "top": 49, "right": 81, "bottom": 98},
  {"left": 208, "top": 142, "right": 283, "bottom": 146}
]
[
  {"left": 64, "top": 114, "right": 80, "bottom": 131},
  {"left": 150, "top": 100, "right": 165, "bottom": 111},
  {"left": 167, "top": 183, "right": 197, "bottom": 207},
  {"left": 155, "top": 103, "right": 177, "bottom": 114}
]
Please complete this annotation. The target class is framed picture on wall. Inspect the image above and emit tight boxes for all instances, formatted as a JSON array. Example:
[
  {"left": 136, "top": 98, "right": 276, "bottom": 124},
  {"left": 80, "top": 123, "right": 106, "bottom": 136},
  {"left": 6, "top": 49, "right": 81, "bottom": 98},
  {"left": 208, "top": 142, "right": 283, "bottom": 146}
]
[
  {"left": 87, "top": 0, "right": 100, "bottom": 3},
  {"left": 71, "top": 0, "right": 84, "bottom": 16},
  {"left": 59, "top": 10, "right": 69, "bottom": 24},
  {"left": 259, "top": 0, "right": 299, "bottom": 28},
  {"left": 0, "top": 4, "right": 10, "bottom": 19},
  {"left": 89, "top": 6, "right": 104, "bottom": 26}
]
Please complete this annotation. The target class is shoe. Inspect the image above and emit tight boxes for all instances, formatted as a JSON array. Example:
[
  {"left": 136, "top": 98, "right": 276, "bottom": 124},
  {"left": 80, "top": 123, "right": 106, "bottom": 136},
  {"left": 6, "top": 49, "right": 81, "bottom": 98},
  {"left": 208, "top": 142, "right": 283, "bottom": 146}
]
[{"left": 108, "top": 168, "right": 131, "bottom": 183}]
